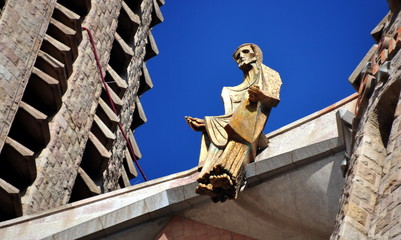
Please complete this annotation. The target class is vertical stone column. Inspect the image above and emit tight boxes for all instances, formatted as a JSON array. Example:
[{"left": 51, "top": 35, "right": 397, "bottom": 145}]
[
  {"left": 0, "top": 0, "right": 165, "bottom": 220},
  {"left": 331, "top": 2, "right": 401, "bottom": 238},
  {"left": 0, "top": 0, "right": 56, "bottom": 154}
]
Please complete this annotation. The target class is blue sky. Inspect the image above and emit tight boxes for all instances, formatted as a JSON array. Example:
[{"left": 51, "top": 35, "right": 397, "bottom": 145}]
[{"left": 132, "top": 1, "right": 389, "bottom": 183}]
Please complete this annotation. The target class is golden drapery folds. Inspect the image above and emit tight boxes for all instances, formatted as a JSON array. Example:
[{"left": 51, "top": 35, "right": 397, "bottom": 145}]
[{"left": 187, "top": 44, "right": 282, "bottom": 202}]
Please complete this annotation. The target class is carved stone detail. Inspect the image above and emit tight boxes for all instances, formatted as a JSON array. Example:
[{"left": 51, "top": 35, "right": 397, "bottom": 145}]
[{"left": 186, "top": 43, "right": 282, "bottom": 202}]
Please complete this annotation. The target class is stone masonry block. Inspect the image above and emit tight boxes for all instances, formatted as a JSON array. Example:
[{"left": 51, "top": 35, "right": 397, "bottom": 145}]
[
  {"left": 347, "top": 199, "right": 369, "bottom": 227},
  {"left": 338, "top": 220, "right": 367, "bottom": 240}
]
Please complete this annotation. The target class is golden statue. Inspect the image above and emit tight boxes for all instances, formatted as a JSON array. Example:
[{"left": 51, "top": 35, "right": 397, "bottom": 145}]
[{"left": 186, "top": 43, "right": 282, "bottom": 202}]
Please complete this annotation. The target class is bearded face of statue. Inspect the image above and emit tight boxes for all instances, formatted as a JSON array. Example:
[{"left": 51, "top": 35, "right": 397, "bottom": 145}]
[{"left": 234, "top": 45, "right": 257, "bottom": 70}]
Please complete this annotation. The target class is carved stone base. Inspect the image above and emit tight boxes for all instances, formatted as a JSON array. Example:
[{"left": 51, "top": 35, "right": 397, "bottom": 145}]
[{"left": 196, "top": 141, "right": 249, "bottom": 202}]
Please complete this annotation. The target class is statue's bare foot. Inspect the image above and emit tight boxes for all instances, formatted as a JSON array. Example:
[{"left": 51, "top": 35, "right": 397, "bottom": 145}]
[
  {"left": 196, "top": 183, "right": 218, "bottom": 197},
  {"left": 210, "top": 173, "right": 233, "bottom": 190}
]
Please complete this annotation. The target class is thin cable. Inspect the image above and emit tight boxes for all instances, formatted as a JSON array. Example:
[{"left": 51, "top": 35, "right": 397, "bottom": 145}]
[{"left": 82, "top": 27, "right": 148, "bottom": 181}]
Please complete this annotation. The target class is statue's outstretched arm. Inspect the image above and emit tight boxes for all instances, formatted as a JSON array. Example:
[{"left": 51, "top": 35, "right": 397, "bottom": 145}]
[{"left": 185, "top": 116, "right": 206, "bottom": 132}]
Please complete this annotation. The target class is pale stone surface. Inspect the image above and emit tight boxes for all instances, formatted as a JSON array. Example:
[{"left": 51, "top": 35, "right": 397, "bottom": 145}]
[
  {"left": 0, "top": 168, "right": 200, "bottom": 240},
  {"left": 0, "top": 96, "right": 349, "bottom": 240},
  {"left": 259, "top": 96, "right": 356, "bottom": 161},
  {"left": 183, "top": 152, "right": 344, "bottom": 240},
  {"left": 0, "top": 145, "right": 343, "bottom": 240}
]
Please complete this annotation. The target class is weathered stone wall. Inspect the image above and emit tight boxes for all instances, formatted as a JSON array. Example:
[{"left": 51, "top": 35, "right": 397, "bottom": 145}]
[
  {"left": 0, "top": 0, "right": 55, "bottom": 154},
  {"left": 331, "top": 2, "right": 401, "bottom": 239},
  {"left": 154, "top": 216, "right": 256, "bottom": 240},
  {"left": 369, "top": 31, "right": 401, "bottom": 237},
  {"left": 0, "top": 0, "right": 163, "bottom": 220},
  {"left": 22, "top": 0, "right": 121, "bottom": 215},
  {"left": 102, "top": 0, "right": 155, "bottom": 193}
]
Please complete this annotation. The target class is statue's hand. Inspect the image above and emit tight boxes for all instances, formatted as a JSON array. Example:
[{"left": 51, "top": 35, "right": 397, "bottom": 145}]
[
  {"left": 185, "top": 116, "right": 206, "bottom": 132},
  {"left": 248, "top": 86, "right": 264, "bottom": 102},
  {"left": 248, "top": 86, "right": 280, "bottom": 107}
]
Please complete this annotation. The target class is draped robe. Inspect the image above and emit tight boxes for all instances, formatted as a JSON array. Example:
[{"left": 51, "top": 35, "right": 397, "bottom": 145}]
[{"left": 196, "top": 64, "right": 282, "bottom": 201}]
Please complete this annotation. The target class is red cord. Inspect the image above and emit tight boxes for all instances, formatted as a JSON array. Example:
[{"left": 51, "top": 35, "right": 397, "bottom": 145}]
[{"left": 82, "top": 27, "right": 148, "bottom": 181}]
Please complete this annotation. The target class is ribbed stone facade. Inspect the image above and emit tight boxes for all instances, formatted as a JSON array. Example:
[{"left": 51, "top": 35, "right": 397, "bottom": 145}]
[{"left": 0, "top": 0, "right": 164, "bottom": 221}]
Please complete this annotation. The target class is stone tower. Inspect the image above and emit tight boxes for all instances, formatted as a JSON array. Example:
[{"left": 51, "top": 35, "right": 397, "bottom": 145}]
[
  {"left": 0, "top": 0, "right": 164, "bottom": 221},
  {"left": 331, "top": 1, "right": 401, "bottom": 239}
]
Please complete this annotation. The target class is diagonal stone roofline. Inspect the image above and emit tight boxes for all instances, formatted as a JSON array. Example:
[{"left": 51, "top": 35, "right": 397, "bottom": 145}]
[{"left": 0, "top": 94, "right": 357, "bottom": 240}]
